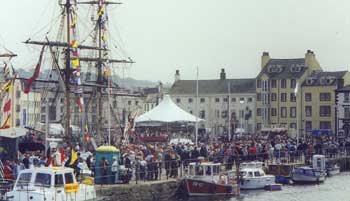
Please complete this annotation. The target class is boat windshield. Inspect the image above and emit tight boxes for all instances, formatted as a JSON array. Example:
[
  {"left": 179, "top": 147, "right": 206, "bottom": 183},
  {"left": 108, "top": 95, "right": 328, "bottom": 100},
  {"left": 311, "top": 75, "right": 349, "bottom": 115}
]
[
  {"left": 55, "top": 174, "right": 64, "bottom": 187},
  {"left": 65, "top": 173, "right": 74, "bottom": 184},
  {"left": 34, "top": 173, "right": 52, "bottom": 188},
  {"left": 16, "top": 173, "right": 32, "bottom": 188}
]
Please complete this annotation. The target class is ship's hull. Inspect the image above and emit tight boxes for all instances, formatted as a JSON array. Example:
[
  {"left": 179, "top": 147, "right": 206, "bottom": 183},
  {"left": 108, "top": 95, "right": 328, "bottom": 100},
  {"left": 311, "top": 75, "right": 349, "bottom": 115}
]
[
  {"left": 291, "top": 172, "right": 325, "bottom": 184},
  {"left": 182, "top": 178, "right": 236, "bottom": 196}
]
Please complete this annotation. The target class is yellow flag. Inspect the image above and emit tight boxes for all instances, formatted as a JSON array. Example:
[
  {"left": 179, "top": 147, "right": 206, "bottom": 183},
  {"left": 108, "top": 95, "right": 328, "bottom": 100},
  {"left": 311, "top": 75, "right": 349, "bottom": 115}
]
[
  {"left": 71, "top": 40, "right": 78, "bottom": 48},
  {"left": 0, "top": 115, "right": 10, "bottom": 129},
  {"left": 72, "top": 58, "right": 80, "bottom": 67},
  {"left": 69, "top": 149, "right": 77, "bottom": 166}
]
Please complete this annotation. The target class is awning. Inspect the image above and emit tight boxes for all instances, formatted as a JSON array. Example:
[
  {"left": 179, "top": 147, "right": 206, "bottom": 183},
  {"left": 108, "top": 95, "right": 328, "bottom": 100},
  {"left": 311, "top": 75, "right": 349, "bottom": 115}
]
[
  {"left": 311, "top": 129, "right": 333, "bottom": 136},
  {"left": 0, "top": 127, "right": 28, "bottom": 138}
]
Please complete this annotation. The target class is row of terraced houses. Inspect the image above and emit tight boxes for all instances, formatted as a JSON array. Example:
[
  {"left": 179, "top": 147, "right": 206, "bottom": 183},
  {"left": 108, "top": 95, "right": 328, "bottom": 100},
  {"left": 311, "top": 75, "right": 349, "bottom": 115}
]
[{"left": 169, "top": 50, "right": 350, "bottom": 139}]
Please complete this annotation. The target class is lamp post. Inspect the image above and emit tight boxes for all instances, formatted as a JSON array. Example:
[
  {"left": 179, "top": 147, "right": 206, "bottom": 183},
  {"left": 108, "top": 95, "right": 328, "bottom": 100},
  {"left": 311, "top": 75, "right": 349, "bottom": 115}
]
[{"left": 239, "top": 100, "right": 245, "bottom": 137}]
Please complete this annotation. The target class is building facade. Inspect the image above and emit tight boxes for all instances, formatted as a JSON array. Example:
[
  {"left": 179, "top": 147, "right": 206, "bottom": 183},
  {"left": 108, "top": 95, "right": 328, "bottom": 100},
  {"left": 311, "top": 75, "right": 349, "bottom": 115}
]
[
  {"left": 169, "top": 69, "right": 256, "bottom": 135},
  {"left": 336, "top": 85, "right": 350, "bottom": 139},
  {"left": 256, "top": 50, "right": 349, "bottom": 137}
]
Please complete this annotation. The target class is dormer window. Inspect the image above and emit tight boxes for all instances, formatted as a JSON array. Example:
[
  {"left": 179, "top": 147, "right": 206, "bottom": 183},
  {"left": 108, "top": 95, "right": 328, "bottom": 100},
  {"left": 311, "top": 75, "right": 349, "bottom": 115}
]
[
  {"left": 290, "top": 64, "right": 305, "bottom": 72},
  {"left": 268, "top": 65, "right": 283, "bottom": 73},
  {"left": 305, "top": 78, "right": 315, "bottom": 85}
]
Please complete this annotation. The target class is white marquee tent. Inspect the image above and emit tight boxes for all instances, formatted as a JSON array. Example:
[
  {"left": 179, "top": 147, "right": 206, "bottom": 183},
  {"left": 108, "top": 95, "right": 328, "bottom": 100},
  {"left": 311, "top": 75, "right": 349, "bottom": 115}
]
[{"left": 135, "top": 95, "right": 203, "bottom": 123}]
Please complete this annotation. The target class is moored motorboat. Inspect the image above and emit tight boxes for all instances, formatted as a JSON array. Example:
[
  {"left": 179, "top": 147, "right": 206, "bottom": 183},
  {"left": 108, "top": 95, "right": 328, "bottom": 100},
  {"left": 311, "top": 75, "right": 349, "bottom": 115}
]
[
  {"left": 291, "top": 166, "right": 326, "bottom": 184},
  {"left": 240, "top": 162, "right": 275, "bottom": 190},
  {"left": 181, "top": 162, "right": 238, "bottom": 196},
  {"left": 326, "top": 164, "right": 340, "bottom": 176},
  {"left": 5, "top": 166, "right": 97, "bottom": 201}
]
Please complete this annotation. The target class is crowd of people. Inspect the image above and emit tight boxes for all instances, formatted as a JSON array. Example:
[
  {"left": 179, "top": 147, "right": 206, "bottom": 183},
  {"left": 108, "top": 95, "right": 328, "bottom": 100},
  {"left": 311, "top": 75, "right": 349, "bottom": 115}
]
[{"left": 2, "top": 133, "right": 350, "bottom": 185}]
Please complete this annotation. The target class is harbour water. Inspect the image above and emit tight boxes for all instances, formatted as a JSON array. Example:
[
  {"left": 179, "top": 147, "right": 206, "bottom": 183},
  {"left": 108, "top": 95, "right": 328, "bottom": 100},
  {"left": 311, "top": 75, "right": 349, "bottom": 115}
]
[{"left": 173, "top": 172, "right": 350, "bottom": 201}]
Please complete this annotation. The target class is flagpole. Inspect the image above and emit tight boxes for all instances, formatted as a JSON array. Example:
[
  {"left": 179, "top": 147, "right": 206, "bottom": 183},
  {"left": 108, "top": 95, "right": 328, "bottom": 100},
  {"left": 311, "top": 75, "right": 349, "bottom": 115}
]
[
  {"left": 108, "top": 78, "right": 111, "bottom": 146},
  {"left": 295, "top": 82, "right": 299, "bottom": 148},
  {"left": 195, "top": 67, "right": 199, "bottom": 146},
  {"left": 228, "top": 81, "right": 231, "bottom": 142}
]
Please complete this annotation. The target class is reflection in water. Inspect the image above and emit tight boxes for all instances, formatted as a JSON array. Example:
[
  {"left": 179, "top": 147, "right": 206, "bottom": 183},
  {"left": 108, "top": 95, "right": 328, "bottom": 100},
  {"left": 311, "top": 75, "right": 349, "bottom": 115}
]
[{"left": 172, "top": 172, "right": 350, "bottom": 201}]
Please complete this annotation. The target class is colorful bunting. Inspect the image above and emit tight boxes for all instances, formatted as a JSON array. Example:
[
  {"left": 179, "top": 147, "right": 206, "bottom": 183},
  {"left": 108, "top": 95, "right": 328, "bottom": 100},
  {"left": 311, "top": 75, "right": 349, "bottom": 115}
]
[
  {"left": 3, "top": 99, "right": 11, "bottom": 113},
  {"left": 24, "top": 46, "right": 45, "bottom": 94},
  {"left": 0, "top": 114, "right": 10, "bottom": 129}
]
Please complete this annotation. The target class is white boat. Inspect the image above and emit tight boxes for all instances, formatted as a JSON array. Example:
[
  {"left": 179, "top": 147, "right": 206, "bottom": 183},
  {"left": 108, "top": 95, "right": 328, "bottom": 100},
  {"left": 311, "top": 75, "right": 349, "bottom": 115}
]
[
  {"left": 5, "top": 166, "right": 97, "bottom": 201},
  {"left": 291, "top": 155, "right": 326, "bottom": 184},
  {"left": 181, "top": 162, "right": 238, "bottom": 196},
  {"left": 291, "top": 166, "right": 326, "bottom": 184},
  {"left": 326, "top": 164, "right": 340, "bottom": 176},
  {"left": 239, "top": 162, "right": 275, "bottom": 190}
]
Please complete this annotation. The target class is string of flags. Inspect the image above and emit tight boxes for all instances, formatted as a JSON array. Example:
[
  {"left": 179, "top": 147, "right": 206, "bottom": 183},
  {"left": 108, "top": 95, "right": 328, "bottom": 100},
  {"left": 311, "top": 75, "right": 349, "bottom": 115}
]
[
  {"left": 70, "top": 9, "right": 84, "bottom": 113},
  {"left": 0, "top": 64, "right": 13, "bottom": 129},
  {"left": 98, "top": 0, "right": 111, "bottom": 80}
]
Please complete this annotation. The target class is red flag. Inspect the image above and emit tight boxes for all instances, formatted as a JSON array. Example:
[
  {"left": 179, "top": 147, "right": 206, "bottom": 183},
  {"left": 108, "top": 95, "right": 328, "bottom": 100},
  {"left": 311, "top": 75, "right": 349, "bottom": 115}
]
[
  {"left": 3, "top": 99, "right": 11, "bottom": 112},
  {"left": 24, "top": 46, "right": 45, "bottom": 94}
]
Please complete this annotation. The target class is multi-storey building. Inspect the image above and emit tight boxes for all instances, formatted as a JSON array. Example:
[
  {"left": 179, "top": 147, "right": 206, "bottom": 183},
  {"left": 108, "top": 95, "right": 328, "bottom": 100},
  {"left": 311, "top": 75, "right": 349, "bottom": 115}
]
[
  {"left": 302, "top": 71, "right": 349, "bottom": 136},
  {"left": 336, "top": 85, "right": 350, "bottom": 138},
  {"left": 256, "top": 50, "right": 349, "bottom": 137},
  {"left": 169, "top": 69, "right": 256, "bottom": 135}
]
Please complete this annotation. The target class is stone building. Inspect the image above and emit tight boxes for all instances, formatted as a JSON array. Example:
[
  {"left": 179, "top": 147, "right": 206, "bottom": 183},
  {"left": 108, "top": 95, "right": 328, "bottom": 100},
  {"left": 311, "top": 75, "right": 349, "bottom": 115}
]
[{"left": 169, "top": 69, "right": 256, "bottom": 135}]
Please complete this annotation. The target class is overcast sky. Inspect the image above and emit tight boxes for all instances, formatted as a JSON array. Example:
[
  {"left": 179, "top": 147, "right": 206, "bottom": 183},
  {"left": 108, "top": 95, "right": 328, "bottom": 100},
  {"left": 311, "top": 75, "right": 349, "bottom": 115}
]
[{"left": 1, "top": 0, "right": 350, "bottom": 84}]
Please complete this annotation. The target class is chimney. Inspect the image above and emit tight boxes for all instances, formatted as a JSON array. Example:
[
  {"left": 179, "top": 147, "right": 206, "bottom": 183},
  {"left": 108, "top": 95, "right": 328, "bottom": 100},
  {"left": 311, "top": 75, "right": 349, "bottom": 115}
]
[
  {"left": 337, "top": 79, "right": 344, "bottom": 89},
  {"left": 220, "top": 68, "right": 226, "bottom": 80},
  {"left": 261, "top": 51, "right": 270, "bottom": 69},
  {"left": 305, "top": 49, "right": 322, "bottom": 73},
  {"left": 175, "top": 70, "right": 180, "bottom": 82}
]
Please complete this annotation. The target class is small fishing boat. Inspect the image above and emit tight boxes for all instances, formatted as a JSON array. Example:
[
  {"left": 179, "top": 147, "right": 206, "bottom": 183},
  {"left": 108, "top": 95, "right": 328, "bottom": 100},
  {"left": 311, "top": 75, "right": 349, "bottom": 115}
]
[
  {"left": 291, "top": 166, "right": 326, "bottom": 184},
  {"left": 240, "top": 162, "right": 275, "bottom": 190},
  {"left": 326, "top": 163, "right": 340, "bottom": 176},
  {"left": 5, "top": 166, "right": 97, "bottom": 201},
  {"left": 291, "top": 155, "right": 326, "bottom": 184},
  {"left": 181, "top": 161, "right": 238, "bottom": 196}
]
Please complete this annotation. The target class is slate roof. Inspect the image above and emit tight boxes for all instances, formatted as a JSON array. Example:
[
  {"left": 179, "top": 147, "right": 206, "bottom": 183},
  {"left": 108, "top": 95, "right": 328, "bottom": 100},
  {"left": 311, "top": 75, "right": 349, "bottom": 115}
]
[
  {"left": 302, "top": 71, "right": 348, "bottom": 87},
  {"left": 336, "top": 84, "right": 350, "bottom": 92},
  {"left": 257, "top": 58, "right": 308, "bottom": 79},
  {"left": 169, "top": 78, "right": 256, "bottom": 95}
]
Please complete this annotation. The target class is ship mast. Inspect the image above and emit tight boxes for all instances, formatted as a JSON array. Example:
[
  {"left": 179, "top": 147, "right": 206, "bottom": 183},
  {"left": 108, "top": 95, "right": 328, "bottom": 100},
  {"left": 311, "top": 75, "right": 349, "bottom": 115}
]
[{"left": 65, "top": 0, "right": 72, "bottom": 142}]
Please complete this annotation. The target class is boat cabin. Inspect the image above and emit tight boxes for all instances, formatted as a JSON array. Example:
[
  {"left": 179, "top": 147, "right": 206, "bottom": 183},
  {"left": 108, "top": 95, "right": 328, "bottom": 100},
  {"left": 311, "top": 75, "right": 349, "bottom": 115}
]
[
  {"left": 14, "top": 167, "right": 77, "bottom": 191},
  {"left": 188, "top": 162, "right": 221, "bottom": 177},
  {"left": 240, "top": 162, "right": 267, "bottom": 178}
]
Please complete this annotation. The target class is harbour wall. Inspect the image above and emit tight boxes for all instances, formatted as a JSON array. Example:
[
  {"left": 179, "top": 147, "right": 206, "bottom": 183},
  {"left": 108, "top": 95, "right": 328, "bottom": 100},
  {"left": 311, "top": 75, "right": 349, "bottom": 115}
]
[
  {"left": 328, "top": 157, "right": 350, "bottom": 171},
  {"left": 97, "top": 180, "right": 180, "bottom": 201}
]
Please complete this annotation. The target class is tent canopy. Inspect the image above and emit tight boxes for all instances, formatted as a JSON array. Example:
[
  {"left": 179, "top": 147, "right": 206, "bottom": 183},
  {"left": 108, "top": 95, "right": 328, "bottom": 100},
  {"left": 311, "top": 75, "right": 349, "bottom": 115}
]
[
  {"left": 0, "top": 127, "right": 28, "bottom": 138},
  {"left": 135, "top": 95, "right": 203, "bottom": 123}
]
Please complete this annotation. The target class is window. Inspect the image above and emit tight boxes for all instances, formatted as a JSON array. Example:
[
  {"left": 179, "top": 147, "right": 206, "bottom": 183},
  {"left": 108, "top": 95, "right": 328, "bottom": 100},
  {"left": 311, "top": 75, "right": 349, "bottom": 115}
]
[
  {"left": 200, "top": 98, "right": 205, "bottom": 103},
  {"left": 257, "top": 79, "right": 261, "bottom": 88},
  {"left": 60, "top": 98, "right": 64, "bottom": 103},
  {"left": 41, "top": 115, "right": 45, "bottom": 122},
  {"left": 281, "top": 79, "right": 287, "bottom": 88},
  {"left": 271, "top": 93, "right": 276, "bottom": 101},
  {"left": 55, "top": 174, "right": 64, "bottom": 187},
  {"left": 257, "top": 108, "right": 261, "bottom": 116},
  {"left": 257, "top": 123, "right": 262, "bottom": 130},
  {"left": 305, "top": 121, "right": 312, "bottom": 132},
  {"left": 281, "top": 93, "right": 287, "bottom": 102},
  {"left": 188, "top": 98, "right": 193, "bottom": 103},
  {"left": 305, "top": 93, "right": 312, "bottom": 102},
  {"left": 305, "top": 106, "right": 312, "bottom": 117},
  {"left": 221, "top": 110, "right": 228, "bottom": 118},
  {"left": 135, "top": 101, "right": 139, "bottom": 105},
  {"left": 247, "top": 97, "right": 253, "bottom": 102},
  {"left": 290, "top": 123, "right": 297, "bottom": 129},
  {"left": 34, "top": 173, "right": 51, "bottom": 187},
  {"left": 320, "top": 106, "right": 331, "bottom": 117},
  {"left": 290, "top": 79, "right": 296, "bottom": 89},
  {"left": 128, "top": 100, "right": 132, "bottom": 105},
  {"left": 240, "top": 97, "right": 245, "bottom": 102},
  {"left": 320, "top": 121, "right": 331, "bottom": 129},
  {"left": 231, "top": 97, "right": 236, "bottom": 102},
  {"left": 344, "top": 107, "right": 350, "bottom": 118},
  {"left": 16, "top": 105, "right": 20, "bottom": 112},
  {"left": 290, "top": 107, "right": 296, "bottom": 118},
  {"left": 176, "top": 98, "right": 181, "bottom": 103},
  {"left": 281, "top": 107, "right": 287, "bottom": 118},
  {"left": 215, "top": 98, "right": 220, "bottom": 103},
  {"left": 65, "top": 173, "right": 74, "bottom": 184},
  {"left": 200, "top": 110, "right": 206, "bottom": 119},
  {"left": 223, "top": 97, "right": 228, "bottom": 102},
  {"left": 16, "top": 173, "right": 32, "bottom": 188},
  {"left": 271, "top": 79, "right": 277, "bottom": 88},
  {"left": 257, "top": 93, "right": 261, "bottom": 101},
  {"left": 290, "top": 93, "right": 296, "bottom": 102},
  {"left": 41, "top": 106, "right": 46, "bottom": 112},
  {"left": 345, "top": 92, "right": 350, "bottom": 103},
  {"left": 189, "top": 110, "right": 193, "bottom": 114},
  {"left": 320, "top": 93, "right": 331, "bottom": 101},
  {"left": 271, "top": 108, "right": 277, "bottom": 116},
  {"left": 16, "top": 90, "right": 21, "bottom": 98}
]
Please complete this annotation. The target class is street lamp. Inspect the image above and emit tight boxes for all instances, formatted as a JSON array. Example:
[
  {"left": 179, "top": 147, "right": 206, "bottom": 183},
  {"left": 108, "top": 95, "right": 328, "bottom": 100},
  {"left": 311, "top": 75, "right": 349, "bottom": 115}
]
[{"left": 239, "top": 99, "right": 245, "bottom": 137}]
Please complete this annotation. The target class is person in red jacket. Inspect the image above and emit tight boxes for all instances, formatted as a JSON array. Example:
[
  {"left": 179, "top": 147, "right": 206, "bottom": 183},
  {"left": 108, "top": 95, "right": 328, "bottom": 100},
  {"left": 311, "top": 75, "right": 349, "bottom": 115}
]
[{"left": 3, "top": 160, "right": 14, "bottom": 181}]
